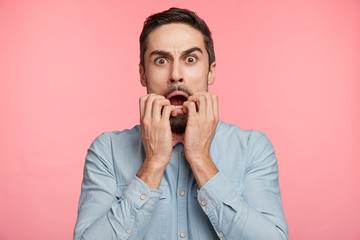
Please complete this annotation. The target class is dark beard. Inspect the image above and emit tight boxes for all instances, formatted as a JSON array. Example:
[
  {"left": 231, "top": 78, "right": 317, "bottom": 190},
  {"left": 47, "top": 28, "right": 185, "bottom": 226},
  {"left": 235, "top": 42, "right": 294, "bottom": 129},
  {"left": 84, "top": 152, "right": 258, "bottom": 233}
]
[
  {"left": 164, "top": 85, "right": 192, "bottom": 134},
  {"left": 170, "top": 113, "right": 188, "bottom": 134}
]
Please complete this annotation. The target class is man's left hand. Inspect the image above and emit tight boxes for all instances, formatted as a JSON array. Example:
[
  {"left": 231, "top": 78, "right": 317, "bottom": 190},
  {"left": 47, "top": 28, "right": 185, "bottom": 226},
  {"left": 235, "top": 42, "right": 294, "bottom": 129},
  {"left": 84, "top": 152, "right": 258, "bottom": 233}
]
[{"left": 182, "top": 91, "right": 219, "bottom": 188}]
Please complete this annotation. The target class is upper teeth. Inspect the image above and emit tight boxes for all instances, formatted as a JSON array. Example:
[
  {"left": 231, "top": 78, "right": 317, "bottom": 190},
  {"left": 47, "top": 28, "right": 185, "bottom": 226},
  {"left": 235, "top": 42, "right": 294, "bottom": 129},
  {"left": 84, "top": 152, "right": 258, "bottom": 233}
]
[{"left": 174, "top": 105, "right": 183, "bottom": 108}]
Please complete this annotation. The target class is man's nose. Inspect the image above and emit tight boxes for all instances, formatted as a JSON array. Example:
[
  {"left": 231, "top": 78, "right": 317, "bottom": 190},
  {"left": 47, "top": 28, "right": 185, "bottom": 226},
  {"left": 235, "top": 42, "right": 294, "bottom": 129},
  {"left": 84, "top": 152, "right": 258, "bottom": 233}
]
[{"left": 169, "top": 61, "right": 183, "bottom": 84}]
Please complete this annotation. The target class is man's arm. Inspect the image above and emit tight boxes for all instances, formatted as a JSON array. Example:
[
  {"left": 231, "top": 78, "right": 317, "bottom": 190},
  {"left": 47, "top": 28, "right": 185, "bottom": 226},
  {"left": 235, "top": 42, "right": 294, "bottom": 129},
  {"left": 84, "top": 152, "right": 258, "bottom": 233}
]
[
  {"left": 74, "top": 95, "right": 175, "bottom": 240},
  {"left": 196, "top": 133, "right": 288, "bottom": 240},
  {"left": 136, "top": 94, "right": 176, "bottom": 188},
  {"left": 183, "top": 92, "right": 288, "bottom": 239},
  {"left": 182, "top": 92, "right": 220, "bottom": 187},
  {"left": 74, "top": 133, "right": 163, "bottom": 240}
]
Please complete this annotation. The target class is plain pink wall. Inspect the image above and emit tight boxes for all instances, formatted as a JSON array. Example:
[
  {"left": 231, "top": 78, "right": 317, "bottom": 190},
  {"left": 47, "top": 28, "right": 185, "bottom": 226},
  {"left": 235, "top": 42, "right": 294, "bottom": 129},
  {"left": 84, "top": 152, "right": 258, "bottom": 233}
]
[{"left": 0, "top": 0, "right": 359, "bottom": 239}]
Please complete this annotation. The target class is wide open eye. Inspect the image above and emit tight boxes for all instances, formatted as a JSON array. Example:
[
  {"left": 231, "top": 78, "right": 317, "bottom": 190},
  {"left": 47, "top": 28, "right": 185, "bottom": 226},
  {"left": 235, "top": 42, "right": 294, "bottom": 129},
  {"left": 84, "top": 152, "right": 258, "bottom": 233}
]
[
  {"left": 155, "top": 57, "right": 168, "bottom": 65},
  {"left": 185, "top": 56, "right": 197, "bottom": 64}
]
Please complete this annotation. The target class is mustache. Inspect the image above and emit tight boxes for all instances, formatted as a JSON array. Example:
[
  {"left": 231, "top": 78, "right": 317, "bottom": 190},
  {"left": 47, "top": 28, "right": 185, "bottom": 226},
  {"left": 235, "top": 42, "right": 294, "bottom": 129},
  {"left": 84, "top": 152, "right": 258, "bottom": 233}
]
[{"left": 163, "top": 86, "right": 192, "bottom": 99}]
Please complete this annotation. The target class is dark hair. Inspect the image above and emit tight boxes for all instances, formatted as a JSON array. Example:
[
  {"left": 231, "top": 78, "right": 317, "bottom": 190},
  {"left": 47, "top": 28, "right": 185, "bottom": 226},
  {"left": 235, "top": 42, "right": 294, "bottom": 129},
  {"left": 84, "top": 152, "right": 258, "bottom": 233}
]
[{"left": 139, "top": 8, "right": 215, "bottom": 69}]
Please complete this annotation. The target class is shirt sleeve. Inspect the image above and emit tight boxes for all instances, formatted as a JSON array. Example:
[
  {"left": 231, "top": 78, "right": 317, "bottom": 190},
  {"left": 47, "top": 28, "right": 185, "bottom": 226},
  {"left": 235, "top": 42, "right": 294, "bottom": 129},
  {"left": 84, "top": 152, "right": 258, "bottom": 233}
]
[
  {"left": 74, "top": 133, "right": 162, "bottom": 240},
  {"left": 196, "top": 132, "right": 289, "bottom": 240}
]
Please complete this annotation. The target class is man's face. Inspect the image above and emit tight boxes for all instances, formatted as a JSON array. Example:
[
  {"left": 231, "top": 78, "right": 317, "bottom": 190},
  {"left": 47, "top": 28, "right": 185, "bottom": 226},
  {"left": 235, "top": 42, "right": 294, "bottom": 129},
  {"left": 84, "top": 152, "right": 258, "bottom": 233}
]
[{"left": 139, "top": 23, "right": 216, "bottom": 133}]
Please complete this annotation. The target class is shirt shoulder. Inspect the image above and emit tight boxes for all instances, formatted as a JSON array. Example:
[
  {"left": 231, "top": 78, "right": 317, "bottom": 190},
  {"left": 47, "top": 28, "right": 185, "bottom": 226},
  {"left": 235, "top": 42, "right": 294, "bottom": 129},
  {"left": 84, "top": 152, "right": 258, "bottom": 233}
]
[
  {"left": 215, "top": 120, "right": 277, "bottom": 174},
  {"left": 87, "top": 125, "right": 143, "bottom": 182},
  {"left": 91, "top": 125, "right": 141, "bottom": 147},
  {"left": 216, "top": 120, "right": 267, "bottom": 147},
  {"left": 107, "top": 125, "right": 141, "bottom": 139},
  {"left": 88, "top": 125, "right": 142, "bottom": 162}
]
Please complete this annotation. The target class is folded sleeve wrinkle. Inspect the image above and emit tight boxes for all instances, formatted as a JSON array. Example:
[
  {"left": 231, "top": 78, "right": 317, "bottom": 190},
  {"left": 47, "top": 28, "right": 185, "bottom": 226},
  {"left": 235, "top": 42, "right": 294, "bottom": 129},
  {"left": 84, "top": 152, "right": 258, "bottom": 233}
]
[
  {"left": 74, "top": 123, "right": 288, "bottom": 239},
  {"left": 74, "top": 133, "right": 162, "bottom": 240},
  {"left": 196, "top": 131, "right": 288, "bottom": 240}
]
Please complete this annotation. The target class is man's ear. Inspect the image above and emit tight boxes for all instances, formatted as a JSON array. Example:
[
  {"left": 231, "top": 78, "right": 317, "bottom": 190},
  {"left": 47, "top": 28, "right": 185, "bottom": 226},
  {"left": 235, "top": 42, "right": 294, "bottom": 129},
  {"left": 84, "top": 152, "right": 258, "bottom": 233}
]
[
  {"left": 139, "top": 64, "right": 147, "bottom": 87},
  {"left": 207, "top": 62, "right": 216, "bottom": 85}
]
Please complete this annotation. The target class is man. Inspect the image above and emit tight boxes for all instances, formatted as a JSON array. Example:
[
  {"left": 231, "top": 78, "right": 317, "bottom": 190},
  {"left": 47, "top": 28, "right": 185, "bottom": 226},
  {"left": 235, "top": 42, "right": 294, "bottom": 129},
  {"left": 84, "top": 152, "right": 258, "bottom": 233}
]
[{"left": 74, "top": 8, "right": 288, "bottom": 240}]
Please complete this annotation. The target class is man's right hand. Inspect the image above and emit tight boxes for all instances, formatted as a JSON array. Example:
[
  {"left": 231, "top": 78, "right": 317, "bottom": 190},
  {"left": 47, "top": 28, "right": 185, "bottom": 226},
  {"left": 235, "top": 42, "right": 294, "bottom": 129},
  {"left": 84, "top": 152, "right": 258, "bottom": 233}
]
[{"left": 136, "top": 94, "right": 176, "bottom": 189}]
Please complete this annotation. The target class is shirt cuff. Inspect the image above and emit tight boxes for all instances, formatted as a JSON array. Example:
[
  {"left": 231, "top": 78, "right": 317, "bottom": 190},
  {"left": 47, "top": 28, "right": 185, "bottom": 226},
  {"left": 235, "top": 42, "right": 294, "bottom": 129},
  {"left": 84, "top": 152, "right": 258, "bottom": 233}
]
[
  {"left": 196, "top": 172, "right": 235, "bottom": 212},
  {"left": 123, "top": 176, "right": 163, "bottom": 210}
]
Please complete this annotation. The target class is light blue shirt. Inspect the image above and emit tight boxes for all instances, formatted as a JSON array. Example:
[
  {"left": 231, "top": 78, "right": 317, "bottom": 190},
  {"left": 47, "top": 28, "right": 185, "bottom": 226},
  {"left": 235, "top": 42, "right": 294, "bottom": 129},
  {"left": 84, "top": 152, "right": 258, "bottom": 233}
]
[{"left": 74, "top": 121, "right": 288, "bottom": 240}]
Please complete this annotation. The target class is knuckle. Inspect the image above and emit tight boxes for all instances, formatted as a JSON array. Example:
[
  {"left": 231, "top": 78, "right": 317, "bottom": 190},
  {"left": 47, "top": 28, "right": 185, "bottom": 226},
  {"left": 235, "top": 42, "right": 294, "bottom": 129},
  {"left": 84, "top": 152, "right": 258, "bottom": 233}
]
[
  {"left": 162, "top": 105, "right": 169, "bottom": 112},
  {"left": 154, "top": 98, "right": 163, "bottom": 105},
  {"left": 153, "top": 99, "right": 161, "bottom": 105},
  {"left": 139, "top": 96, "right": 146, "bottom": 104},
  {"left": 142, "top": 118, "right": 150, "bottom": 126},
  {"left": 147, "top": 95, "right": 155, "bottom": 101},
  {"left": 201, "top": 91, "right": 209, "bottom": 97}
]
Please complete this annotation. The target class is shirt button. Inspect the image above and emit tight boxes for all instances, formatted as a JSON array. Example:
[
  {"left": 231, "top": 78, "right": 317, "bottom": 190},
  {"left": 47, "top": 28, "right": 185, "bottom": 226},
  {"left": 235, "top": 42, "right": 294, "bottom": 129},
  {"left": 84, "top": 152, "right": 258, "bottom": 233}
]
[
  {"left": 201, "top": 200, "right": 207, "bottom": 206},
  {"left": 218, "top": 232, "right": 224, "bottom": 238},
  {"left": 140, "top": 194, "right": 146, "bottom": 200},
  {"left": 180, "top": 232, "right": 186, "bottom": 238},
  {"left": 126, "top": 229, "right": 131, "bottom": 234},
  {"left": 179, "top": 190, "right": 185, "bottom": 196}
]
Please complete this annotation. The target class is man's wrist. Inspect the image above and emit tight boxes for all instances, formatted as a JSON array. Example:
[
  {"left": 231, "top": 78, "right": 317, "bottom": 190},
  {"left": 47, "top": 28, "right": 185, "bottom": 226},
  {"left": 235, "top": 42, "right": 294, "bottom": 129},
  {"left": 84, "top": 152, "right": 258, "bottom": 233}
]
[
  {"left": 187, "top": 155, "right": 219, "bottom": 188},
  {"left": 185, "top": 151, "right": 211, "bottom": 165},
  {"left": 136, "top": 159, "right": 167, "bottom": 189}
]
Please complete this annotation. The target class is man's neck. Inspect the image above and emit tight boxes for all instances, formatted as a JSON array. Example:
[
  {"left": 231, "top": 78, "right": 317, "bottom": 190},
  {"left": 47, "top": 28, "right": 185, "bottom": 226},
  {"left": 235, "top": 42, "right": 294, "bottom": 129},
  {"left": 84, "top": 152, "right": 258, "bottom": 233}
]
[{"left": 172, "top": 132, "right": 184, "bottom": 146}]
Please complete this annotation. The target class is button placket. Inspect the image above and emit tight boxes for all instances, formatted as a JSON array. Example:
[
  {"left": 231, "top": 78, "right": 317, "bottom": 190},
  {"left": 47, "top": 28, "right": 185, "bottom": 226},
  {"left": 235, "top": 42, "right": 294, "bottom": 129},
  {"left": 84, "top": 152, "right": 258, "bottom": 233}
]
[{"left": 177, "top": 145, "right": 188, "bottom": 239}]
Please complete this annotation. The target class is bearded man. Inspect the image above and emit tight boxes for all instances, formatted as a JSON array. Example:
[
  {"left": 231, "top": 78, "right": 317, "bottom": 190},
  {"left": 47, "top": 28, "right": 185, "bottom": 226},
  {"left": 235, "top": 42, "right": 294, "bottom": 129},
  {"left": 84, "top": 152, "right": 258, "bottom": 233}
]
[{"left": 74, "top": 8, "right": 288, "bottom": 240}]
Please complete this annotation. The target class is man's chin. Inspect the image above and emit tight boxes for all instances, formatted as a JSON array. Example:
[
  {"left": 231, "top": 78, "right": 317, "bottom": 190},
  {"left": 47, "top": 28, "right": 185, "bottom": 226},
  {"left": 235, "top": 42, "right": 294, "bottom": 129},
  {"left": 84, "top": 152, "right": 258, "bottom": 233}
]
[{"left": 170, "top": 114, "right": 187, "bottom": 134}]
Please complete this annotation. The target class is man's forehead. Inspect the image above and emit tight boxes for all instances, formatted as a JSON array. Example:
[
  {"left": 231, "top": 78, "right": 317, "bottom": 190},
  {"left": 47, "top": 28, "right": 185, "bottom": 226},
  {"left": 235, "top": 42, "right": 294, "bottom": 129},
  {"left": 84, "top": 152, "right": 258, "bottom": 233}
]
[{"left": 145, "top": 23, "right": 206, "bottom": 55}]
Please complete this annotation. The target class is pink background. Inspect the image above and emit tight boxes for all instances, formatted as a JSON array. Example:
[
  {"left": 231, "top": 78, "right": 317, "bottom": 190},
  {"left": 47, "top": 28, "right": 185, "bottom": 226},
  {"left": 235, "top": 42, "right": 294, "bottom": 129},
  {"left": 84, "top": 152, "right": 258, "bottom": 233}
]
[{"left": 0, "top": 0, "right": 359, "bottom": 239}]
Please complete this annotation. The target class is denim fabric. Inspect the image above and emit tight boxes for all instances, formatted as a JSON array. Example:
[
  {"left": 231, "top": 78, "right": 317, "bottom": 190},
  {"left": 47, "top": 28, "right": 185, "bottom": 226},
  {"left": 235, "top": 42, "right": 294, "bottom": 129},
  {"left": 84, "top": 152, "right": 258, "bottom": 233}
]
[{"left": 74, "top": 121, "right": 288, "bottom": 240}]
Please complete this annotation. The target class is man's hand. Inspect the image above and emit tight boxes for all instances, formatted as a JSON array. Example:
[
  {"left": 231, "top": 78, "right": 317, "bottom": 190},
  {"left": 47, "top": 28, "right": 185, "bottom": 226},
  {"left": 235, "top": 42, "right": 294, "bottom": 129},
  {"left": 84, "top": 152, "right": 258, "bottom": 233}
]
[
  {"left": 137, "top": 94, "right": 176, "bottom": 189},
  {"left": 182, "top": 92, "right": 220, "bottom": 188}
]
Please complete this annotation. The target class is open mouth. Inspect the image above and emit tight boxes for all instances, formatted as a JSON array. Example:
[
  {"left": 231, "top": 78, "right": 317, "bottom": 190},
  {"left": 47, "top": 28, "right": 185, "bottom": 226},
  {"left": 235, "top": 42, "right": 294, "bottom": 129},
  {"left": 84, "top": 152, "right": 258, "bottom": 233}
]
[{"left": 167, "top": 91, "right": 188, "bottom": 107}]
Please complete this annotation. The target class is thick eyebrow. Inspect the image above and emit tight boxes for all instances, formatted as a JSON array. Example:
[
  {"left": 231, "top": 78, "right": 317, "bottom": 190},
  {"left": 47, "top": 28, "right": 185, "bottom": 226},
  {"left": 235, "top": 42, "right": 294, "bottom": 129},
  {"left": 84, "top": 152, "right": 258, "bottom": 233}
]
[
  {"left": 149, "top": 50, "right": 170, "bottom": 57},
  {"left": 182, "top": 47, "right": 202, "bottom": 55},
  {"left": 149, "top": 47, "right": 203, "bottom": 57}
]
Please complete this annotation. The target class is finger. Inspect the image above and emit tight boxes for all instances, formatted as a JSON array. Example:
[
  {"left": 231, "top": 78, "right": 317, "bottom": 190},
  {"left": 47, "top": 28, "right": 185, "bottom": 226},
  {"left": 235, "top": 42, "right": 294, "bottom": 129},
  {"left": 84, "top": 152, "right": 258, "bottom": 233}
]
[
  {"left": 182, "top": 101, "right": 189, "bottom": 114},
  {"left": 143, "top": 94, "right": 162, "bottom": 121},
  {"left": 171, "top": 108, "right": 178, "bottom": 117},
  {"left": 211, "top": 94, "right": 219, "bottom": 121},
  {"left": 188, "top": 93, "right": 207, "bottom": 117},
  {"left": 170, "top": 108, "right": 178, "bottom": 117},
  {"left": 162, "top": 105, "right": 176, "bottom": 121},
  {"left": 139, "top": 95, "right": 147, "bottom": 120},
  {"left": 152, "top": 98, "right": 170, "bottom": 121},
  {"left": 183, "top": 101, "right": 197, "bottom": 118},
  {"left": 205, "top": 93, "right": 213, "bottom": 119}
]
